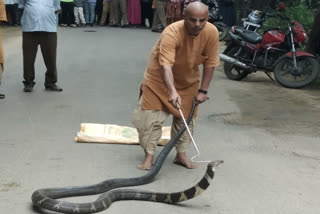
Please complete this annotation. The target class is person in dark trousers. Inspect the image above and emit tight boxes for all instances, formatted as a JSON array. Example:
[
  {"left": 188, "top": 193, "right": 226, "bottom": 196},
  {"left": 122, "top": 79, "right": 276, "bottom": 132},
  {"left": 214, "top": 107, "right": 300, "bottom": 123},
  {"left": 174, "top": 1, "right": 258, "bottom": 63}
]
[
  {"left": 95, "top": 0, "right": 103, "bottom": 24},
  {"left": 19, "top": 0, "right": 63, "bottom": 92},
  {"left": 4, "top": 0, "right": 19, "bottom": 26},
  {"left": 100, "top": 0, "right": 113, "bottom": 26},
  {"left": 140, "top": 0, "right": 153, "bottom": 28},
  {"left": 84, "top": 0, "right": 97, "bottom": 26},
  {"left": 60, "top": 0, "right": 76, "bottom": 27},
  {"left": 111, "top": 0, "right": 128, "bottom": 27}
]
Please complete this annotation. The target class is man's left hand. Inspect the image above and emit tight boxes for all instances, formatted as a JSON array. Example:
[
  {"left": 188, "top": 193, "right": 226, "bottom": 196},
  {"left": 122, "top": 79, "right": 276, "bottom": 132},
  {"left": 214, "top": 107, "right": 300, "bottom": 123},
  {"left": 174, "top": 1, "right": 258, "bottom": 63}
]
[{"left": 196, "top": 93, "right": 208, "bottom": 104}]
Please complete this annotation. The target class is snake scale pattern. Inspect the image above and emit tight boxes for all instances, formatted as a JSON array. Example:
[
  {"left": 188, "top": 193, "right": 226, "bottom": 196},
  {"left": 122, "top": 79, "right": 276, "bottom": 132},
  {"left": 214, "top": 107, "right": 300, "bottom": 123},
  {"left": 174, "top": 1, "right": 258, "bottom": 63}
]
[{"left": 31, "top": 102, "right": 223, "bottom": 213}]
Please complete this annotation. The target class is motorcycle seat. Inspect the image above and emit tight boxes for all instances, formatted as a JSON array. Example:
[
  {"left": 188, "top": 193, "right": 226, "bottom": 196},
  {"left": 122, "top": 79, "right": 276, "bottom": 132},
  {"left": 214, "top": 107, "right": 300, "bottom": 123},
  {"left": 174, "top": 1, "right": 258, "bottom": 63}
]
[{"left": 234, "top": 26, "right": 262, "bottom": 44}]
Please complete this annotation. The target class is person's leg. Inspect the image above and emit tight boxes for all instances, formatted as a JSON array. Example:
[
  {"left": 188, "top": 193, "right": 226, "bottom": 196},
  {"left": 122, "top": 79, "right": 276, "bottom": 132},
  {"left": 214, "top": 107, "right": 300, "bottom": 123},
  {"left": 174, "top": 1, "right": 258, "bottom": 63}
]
[
  {"left": 119, "top": 0, "right": 128, "bottom": 26},
  {"left": 67, "top": 2, "right": 75, "bottom": 26},
  {"left": 112, "top": 0, "right": 120, "bottom": 25},
  {"left": 146, "top": 1, "right": 153, "bottom": 27},
  {"left": 0, "top": 63, "right": 4, "bottom": 99},
  {"left": 22, "top": 32, "right": 38, "bottom": 91},
  {"left": 171, "top": 117, "right": 196, "bottom": 169},
  {"left": 140, "top": 2, "right": 147, "bottom": 26},
  {"left": 95, "top": 0, "right": 103, "bottom": 24},
  {"left": 10, "top": 4, "right": 17, "bottom": 25},
  {"left": 39, "top": 32, "right": 61, "bottom": 91},
  {"left": 83, "top": 2, "right": 90, "bottom": 24},
  {"left": 156, "top": 0, "right": 167, "bottom": 28},
  {"left": 107, "top": 2, "right": 112, "bottom": 24},
  {"left": 78, "top": 7, "right": 86, "bottom": 25},
  {"left": 6, "top": 4, "right": 17, "bottom": 25},
  {"left": 151, "top": 7, "right": 159, "bottom": 30},
  {"left": 14, "top": 4, "right": 21, "bottom": 25},
  {"left": 89, "top": 2, "right": 96, "bottom": 25},
  {"left": 60, "top": 2, "right": 68, "bottom": 25},
  {"left": 0, "top": 63, "right": 3, "bottom": 85},
  {"left": 74, "top": 7, "right": 80, "bottom": 25},
  {"left": 100, "top": 1, "right": 108, "bottom": 25},
  {"left": 18, "top": 9, "right": 24, "bottom": 25},
  {"left": 132, "top": 98, "right": 168, "bottom": 170}
]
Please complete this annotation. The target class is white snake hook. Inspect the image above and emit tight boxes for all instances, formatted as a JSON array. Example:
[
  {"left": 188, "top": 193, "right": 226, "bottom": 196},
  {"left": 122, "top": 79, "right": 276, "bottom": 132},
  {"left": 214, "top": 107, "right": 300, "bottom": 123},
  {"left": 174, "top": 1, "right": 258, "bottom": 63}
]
[{"left": 178, "top": 107, "right": 212, "bottom": 163}]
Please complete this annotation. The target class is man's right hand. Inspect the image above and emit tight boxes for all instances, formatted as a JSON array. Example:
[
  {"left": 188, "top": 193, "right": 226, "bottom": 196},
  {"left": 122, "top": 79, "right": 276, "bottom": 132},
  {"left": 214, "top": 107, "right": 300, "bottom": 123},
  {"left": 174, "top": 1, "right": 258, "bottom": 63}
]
[{"left": 168, "top": 90, "right": 182, "bottom": 109}]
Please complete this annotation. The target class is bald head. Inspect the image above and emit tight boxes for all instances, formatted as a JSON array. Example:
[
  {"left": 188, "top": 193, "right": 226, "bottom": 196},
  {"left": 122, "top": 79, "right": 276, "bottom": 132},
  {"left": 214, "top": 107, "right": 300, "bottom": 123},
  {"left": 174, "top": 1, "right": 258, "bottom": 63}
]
[
  {"left": 185, "top": 2, "right": 208, "bottom": 17},
  {"left": 184, "top": 2, "right": 209, "bottom": 36}
]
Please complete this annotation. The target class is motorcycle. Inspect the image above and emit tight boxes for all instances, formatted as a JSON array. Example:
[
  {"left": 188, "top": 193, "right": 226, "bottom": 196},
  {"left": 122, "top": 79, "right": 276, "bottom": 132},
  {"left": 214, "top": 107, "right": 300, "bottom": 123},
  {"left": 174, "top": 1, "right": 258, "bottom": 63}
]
[
  {"left": 219, "top": 14, "right": 319, "bottom": 88},
  {"left": 202, "top": 0, "right": 228, "bottom": 41}
]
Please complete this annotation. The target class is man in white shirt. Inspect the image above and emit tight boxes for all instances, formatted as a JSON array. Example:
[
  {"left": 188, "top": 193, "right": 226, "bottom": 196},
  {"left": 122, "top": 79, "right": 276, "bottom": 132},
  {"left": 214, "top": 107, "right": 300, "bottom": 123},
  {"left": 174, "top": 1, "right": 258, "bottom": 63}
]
[{"left": 19, "top": 0, "right": 63, "bottom": 92}]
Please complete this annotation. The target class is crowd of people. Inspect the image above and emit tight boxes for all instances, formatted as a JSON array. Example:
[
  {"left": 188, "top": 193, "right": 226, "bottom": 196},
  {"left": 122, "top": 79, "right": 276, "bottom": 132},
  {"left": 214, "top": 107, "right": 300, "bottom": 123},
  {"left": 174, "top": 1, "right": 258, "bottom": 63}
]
[
  {"left": 2, "top": 0, "right": 213, "bottom": 32},
  {"left": 4, "top": 0, "right": 281, "bottom": 33}
]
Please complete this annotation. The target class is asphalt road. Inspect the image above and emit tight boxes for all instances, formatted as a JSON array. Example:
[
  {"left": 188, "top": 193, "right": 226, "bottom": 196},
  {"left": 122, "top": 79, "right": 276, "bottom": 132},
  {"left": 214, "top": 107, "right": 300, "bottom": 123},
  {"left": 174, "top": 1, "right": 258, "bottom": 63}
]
[{"left": 0, "top": 26, "right": 320, "bottom": 214}]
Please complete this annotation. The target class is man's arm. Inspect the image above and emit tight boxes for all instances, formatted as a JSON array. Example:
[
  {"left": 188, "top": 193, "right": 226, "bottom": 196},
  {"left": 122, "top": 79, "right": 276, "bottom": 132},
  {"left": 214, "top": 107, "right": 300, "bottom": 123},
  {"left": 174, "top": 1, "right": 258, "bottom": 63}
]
[
  {"left": 54, "top": 0, "right": 61, "bottom": 13},
  {"left": 198, "top": 24, "right": 220, "bottom": 104},
  {"left": 161, "top": 65, "right": 181, "bottom": 109},
  {"left": 196, "top": 66, "right": 215, "bottom": 103},
  {"left": 158, "top": 26, "right": 180, "bottom": 109}
]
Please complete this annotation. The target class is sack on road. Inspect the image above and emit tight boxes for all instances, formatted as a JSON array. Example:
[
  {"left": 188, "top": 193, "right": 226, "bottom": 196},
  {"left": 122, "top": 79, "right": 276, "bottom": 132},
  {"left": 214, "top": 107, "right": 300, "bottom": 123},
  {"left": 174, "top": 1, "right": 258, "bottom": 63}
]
[{"left": 75, "top": 123, "right": 171, "bottom": 146}]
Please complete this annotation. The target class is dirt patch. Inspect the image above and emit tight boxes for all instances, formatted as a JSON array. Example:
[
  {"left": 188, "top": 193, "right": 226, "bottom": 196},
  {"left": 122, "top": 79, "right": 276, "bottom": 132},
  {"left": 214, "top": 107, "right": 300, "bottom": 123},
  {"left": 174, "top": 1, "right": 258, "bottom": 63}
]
[
  {"left": 0, "top": 182, "right": 21, "bottom": 192},
  {"left": 209, "top": 73, "right": 320, "bottom": 137}
]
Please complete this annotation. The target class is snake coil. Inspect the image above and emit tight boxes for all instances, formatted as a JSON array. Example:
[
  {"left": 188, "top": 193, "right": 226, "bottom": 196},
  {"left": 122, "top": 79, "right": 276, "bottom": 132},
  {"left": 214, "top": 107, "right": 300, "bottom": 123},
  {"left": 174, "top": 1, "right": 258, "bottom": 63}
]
[{"left": 31, "top": 101, "right": 223, "bottom": 213}]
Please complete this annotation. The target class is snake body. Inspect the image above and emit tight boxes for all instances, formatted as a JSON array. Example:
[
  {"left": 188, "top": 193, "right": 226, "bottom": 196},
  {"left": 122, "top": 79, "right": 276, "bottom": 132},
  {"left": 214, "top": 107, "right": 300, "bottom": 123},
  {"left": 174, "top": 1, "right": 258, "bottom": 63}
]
[
  {"left": 31, "top": 102, "right": 222, "bottom": 213},
  {"left": 33, "top": 160, "right": 223, "bottom": 214}
]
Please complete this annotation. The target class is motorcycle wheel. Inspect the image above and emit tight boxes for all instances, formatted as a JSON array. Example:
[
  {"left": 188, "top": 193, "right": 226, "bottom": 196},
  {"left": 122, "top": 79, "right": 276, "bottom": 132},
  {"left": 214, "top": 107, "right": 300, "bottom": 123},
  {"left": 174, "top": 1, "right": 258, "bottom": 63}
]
[
  {"left": 274, "top": 56, "right": 319, "bottom": 88},
  {"left": 219, "top": 27, "right": 228, "bottom": 41},
  {"left": 224, "top": 47, "right": 250, "bottom": 80}
]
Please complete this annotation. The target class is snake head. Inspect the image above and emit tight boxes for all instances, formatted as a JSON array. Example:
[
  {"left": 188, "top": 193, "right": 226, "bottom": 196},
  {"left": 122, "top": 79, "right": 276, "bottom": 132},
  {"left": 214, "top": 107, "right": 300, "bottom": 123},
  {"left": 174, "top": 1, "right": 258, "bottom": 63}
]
[{"left": 208, "top": 160, "right": 224, "bottom": 171}]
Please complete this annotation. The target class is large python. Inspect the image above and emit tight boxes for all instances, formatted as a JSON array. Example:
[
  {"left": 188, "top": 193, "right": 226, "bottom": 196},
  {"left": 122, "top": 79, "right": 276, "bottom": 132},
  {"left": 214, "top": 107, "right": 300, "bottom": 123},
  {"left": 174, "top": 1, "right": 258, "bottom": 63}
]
[{"left": 31, "top": 101, "right": 223, "bottom": 213}]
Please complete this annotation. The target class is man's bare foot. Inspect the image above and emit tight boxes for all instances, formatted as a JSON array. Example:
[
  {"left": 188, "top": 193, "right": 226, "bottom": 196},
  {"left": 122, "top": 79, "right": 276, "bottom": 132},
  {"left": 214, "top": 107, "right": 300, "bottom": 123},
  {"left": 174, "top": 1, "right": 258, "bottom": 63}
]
[
  {"left": 137, "top": 152, "right": 153, "bottom": 170},
  {"left": 173, "top": 152, "right": 196, "bottom": 169}
]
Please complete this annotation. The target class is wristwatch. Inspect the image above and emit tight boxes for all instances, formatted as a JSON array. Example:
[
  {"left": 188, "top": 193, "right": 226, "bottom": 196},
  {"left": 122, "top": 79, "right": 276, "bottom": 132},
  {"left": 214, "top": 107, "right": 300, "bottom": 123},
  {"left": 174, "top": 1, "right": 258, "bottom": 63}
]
[{"left": 198, "top": 89, "right": 208, "bottom": 94}]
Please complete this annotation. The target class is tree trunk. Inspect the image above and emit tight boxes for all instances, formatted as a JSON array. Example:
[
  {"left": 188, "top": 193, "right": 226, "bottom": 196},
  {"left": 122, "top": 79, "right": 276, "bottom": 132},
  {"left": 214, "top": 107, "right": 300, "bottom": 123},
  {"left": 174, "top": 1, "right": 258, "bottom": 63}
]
[{"left": 306, "top": 10, "right": 320, "bottom": 55}]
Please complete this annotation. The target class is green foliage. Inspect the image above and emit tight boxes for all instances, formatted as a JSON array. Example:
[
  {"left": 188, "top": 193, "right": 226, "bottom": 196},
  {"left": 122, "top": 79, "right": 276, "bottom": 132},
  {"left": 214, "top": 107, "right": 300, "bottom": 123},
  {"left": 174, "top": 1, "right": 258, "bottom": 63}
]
[
  {"left": 285, "top": 1, "right": 314, "bottom": 29},
  {"left": 259, "top": 1, "right": 315, "bottom": 33}
]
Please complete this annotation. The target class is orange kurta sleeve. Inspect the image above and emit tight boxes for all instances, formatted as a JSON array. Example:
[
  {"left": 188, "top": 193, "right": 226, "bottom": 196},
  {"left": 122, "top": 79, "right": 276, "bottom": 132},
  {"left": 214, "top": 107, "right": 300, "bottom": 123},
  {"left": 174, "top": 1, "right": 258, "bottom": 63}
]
[
  {"left": 159, "top": 29, "right": 179, "bottom": 67},
  {"left": 202, "top": 23, "right": 220, "bottom": 68}
]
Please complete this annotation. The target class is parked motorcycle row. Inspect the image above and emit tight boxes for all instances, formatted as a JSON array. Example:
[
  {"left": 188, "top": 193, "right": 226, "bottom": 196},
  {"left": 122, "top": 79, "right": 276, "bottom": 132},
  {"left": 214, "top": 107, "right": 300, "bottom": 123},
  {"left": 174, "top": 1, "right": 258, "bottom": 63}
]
[{"left": 215, "top": 6, "right": 319, "bottom": 89}]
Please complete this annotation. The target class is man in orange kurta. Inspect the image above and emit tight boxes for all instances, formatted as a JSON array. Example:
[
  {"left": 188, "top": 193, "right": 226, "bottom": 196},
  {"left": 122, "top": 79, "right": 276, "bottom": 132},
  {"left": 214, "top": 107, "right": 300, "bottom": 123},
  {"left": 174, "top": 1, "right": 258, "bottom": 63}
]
[
  {"left": 132, "top": 2, "right": 220, "bottom": 170},
  {"left": 0, "top": 0, "right": 7, "bottom": 99}
]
